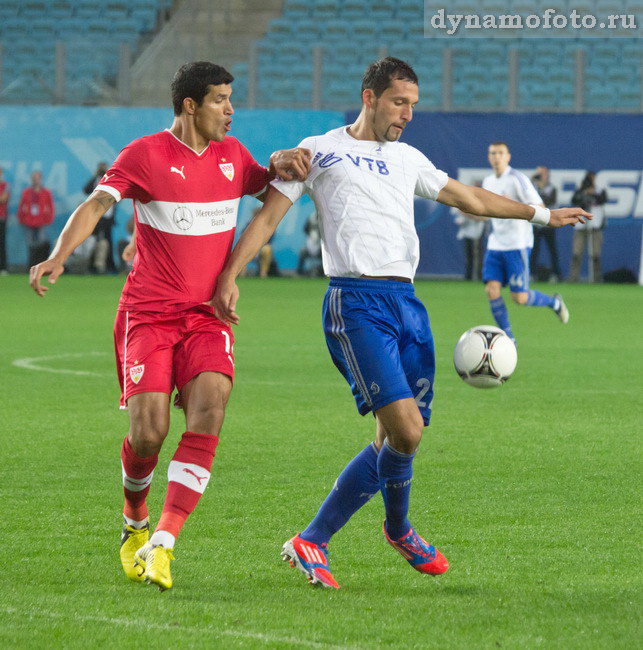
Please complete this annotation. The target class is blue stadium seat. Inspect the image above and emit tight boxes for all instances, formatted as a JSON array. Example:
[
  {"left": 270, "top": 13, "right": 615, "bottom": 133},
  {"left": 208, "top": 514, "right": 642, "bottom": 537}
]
[
  {"left": 20, "top": 1, "right": 47, "bottom": 19},
  {"left": 269, "top": 17, "right": 294, "bottom": 38},
  {"left": 621, "top": 41, "right": 643, "bottom": 62},
  {"left": 131, "top": 8, "right": 159, "bottom": 31},
  {"left": 370, "top": 0, "right": 395, "bottom": 20},
  {"left": 341, "top": 0, "right": 368, "bottom": 20},
  {"left": 296, "top": 18, "right": 320, "bottom": 40},
  {"left": 283, "top": 0, "right": 310, "bottom": 18},
  {"left": 320, "top": 19, "right": 349, "bottom": 41},
  {"left": 387, "top": 42, "right": 423, "bottom": 67},
  {"left": 76, "top": 0, "right": 99, "bottom": 20},
  {"left": 379, "top": 22, "right": 406, "bottom": 42},
  {"left": 477, "top": 41, "right": 507, "bottom": 65},
  {"left": 50, "top": 0, "right": 73, "bottom": 19},
  {"left": 352, "top": 20, "right": 376, "bottom": 40},
  {"left": 56, "top": 16, "right": 87, "bottom": 37},
  {"left": 312, "top": 0, "right": 340, "bottom": 20},
  {"left": 110, "top": 20, "right": 141, "bottom": 45},
  {"left": 395, "top": 0, "right": 423, "bottom": 22}
]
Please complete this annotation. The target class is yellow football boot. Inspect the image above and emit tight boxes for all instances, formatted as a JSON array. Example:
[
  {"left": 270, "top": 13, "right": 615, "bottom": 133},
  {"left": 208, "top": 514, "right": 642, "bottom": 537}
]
[
  {"left": 133, "top": 543, "right": 175, "bottom": 591},
  {"left": 120, "top": 521, "right": 149, "bottom": 582}
]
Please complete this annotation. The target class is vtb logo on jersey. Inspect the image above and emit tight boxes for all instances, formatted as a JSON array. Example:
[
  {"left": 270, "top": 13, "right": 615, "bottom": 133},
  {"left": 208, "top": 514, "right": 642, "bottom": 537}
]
[
  {"left": 130, "top": 364, "right": 145, "bottom": 384},
  {"left": 219, "top": 160, "right": 234, "bottom": 181}
]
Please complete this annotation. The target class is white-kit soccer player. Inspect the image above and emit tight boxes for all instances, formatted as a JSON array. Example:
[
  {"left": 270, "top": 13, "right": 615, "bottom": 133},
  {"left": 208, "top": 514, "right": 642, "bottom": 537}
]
[
  {"left": 29, "top": 61, "right": 311, "bottom": 591},
  {"left": 482, "top": 142, "right": 569, "bottom": 343},
  {"left": 214, "top": 58, "right": 590, "bottom": 589}
]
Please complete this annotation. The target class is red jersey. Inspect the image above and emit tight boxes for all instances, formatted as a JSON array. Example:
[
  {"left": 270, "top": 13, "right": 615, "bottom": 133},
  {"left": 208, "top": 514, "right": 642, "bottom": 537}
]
[
  {"left": 0, "top": 180, "right": 10, "bottom": 220},
  {"left": 97, "top": 130, "right": 268, "bottom": 312},
  {"left": 18, "top": 186, "right": 54, "bottom": 228}
]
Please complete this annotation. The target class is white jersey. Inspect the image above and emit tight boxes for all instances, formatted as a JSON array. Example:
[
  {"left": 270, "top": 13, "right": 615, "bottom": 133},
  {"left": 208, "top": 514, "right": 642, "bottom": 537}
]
[
  {"left": 482, "top": 166, "right": 542, "bottom": 251},
  {"left": 271, "top": 126, "right": 448, "bottom": 279}
]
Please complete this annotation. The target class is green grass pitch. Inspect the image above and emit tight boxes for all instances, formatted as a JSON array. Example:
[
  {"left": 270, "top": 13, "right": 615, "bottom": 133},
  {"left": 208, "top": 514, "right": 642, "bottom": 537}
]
[{"left": 0, "top": 275, "right": 640, "bottom": 648}]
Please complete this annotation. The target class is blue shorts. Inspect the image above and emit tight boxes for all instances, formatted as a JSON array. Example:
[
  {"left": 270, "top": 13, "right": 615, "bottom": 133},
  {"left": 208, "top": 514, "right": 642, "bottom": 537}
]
[
  {"left": 483, "top": 248, "right": 531, "bottom": 292},
  {"left": 322, "top": 277, "right": 435, "bottom": 426}
]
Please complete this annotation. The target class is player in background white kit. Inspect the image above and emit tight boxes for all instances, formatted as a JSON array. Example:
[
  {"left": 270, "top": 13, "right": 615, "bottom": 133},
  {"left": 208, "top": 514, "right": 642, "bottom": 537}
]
[
  {"left": 213, "top": 59, "right": 590, "bottom": 589},
  {"left": 483, "top": 142, "right": 569, "bottom": 343}
]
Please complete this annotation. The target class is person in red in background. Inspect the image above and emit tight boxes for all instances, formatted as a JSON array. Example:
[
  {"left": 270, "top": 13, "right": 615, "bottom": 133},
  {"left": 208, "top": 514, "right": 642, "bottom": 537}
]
[
  {"left": 0, "top": 167, "right": 10, "bottom": 274},
  {"left": 29, "top": 61, "right": 311, "bottom": 592},
  {"left": 18, "top": 170, "right": 55, "bottom": 249}
]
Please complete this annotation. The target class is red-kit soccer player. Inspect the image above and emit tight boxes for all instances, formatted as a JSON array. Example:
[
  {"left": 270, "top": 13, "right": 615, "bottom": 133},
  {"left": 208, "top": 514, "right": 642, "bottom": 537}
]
[{"left": 29, "top": 62, "right": 311, "bottom": 591}]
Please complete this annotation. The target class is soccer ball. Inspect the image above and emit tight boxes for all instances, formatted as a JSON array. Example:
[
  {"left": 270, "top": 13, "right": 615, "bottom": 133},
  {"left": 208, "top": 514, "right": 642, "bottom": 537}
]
[{"left": 453, "top": 325, "right": 517, "bottom": 389}]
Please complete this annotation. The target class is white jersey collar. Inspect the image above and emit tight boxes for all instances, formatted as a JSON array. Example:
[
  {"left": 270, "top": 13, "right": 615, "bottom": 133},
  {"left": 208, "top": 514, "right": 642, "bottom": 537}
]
[{"left": 164, "top": 129, "right": 210, "bottom": 157}]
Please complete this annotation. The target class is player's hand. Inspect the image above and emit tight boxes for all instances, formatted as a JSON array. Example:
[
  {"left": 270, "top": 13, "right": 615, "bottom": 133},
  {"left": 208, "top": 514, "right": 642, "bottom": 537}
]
[
  {"left": 549, "top": 207, "right": 592, "bottom": 228},
  {"left": 122, "top": 240, "right": 136, "bottom": 264},
  {"left": 270, "top": 147, "right": 312, "bottom": 182},
  {"left": 29, "top": 258, "right": 65, "bottom": 297},
  {"left": 211, "top": 273, "right": 240, "bottom": 325}
]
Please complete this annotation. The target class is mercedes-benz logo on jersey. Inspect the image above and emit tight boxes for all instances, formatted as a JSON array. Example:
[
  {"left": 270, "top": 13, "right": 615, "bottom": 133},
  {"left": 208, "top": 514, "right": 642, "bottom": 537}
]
[{"left": 173, "top": 205, "right": 194, "bottom": 231}]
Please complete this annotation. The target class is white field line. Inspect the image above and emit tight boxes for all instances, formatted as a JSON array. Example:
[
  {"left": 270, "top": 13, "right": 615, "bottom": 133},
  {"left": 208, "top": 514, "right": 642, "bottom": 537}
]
[
  {"left": 10, "top": 352, "right": 343, "bottom": 387},
  {"left": 1, "top": 606, "right": 353, "bottom": 649},
  {"left": 12, "top": 352, "right": 109, "bottom": 377}
]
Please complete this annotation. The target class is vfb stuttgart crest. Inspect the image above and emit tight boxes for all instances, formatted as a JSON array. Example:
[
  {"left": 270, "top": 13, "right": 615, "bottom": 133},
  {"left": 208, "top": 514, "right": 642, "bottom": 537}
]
[
  {"left": 130, "top": 364, "right": 145, "bottom": 384},
  {"left": 219, "top": 162, "right": 234, "bottom": 181}
]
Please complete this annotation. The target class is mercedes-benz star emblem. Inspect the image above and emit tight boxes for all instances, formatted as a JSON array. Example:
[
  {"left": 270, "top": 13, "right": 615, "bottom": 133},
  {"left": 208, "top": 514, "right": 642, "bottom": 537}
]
[{"left": 173, "top": 205, "right": 194, "bottom": 231}]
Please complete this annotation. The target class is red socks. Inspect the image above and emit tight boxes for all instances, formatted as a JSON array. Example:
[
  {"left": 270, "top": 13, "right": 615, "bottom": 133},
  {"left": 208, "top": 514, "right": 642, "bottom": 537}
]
[
  {"left": 154, "top": 432, "right": 219, "bottom": 540},
  {"left": 120, "top": 436, "right": 158, "bottom": 523}
]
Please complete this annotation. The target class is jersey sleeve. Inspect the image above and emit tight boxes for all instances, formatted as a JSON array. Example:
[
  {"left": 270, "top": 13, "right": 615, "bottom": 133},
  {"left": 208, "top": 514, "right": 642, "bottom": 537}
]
[
  {"left": 237, "top": 141, "right": 269, "bottom": 197},
  {"left": 95, "top": 139, "right": 150, "bottom": 203},
  {"left": 411, "top": 147, "right": 449, "bottom": 200},
  {"left": 513, "top": 172, "right": 543, "bottom": 205},
  {"left": 269, "top": 136, "right": 318, "bottom": 205}
]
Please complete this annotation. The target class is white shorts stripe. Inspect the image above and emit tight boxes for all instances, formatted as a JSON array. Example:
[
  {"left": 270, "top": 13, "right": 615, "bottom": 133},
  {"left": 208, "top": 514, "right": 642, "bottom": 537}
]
[
  {"left": 167, "top": 460, "right": 211, "bottom": 494},
  {"left": 521, "top": 248, "right": 530, "bottom": 290},
  {"left": 329, "top": 288, "right": 373, "bottom": 407},
  {"left": 122, "top": 311, "right": 130, "bottom": 402}
]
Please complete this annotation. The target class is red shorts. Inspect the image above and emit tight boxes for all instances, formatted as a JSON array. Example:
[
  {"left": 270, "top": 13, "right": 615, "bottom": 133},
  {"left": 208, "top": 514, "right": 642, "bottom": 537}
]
[{"left": 114, "top": 307, "right": 234, "bottom": 408}]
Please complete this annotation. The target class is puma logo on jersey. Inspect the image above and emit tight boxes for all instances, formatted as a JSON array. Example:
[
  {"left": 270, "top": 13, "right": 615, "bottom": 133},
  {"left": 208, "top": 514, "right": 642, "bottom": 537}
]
[
  {"left": 182, "top": 468, "right": 207, "bottom": 485},
  {"left": 170, "top": 166, "right": 185, "bottom": 179},
  {"left": 101, "top": 173, "right": 114, "bottom": 182}
]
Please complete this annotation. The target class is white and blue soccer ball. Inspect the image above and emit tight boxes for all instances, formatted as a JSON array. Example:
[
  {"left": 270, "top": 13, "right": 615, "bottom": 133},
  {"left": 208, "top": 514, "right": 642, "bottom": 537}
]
[{"left": 454, "top": 325, "right": 517, "bottom": 389}]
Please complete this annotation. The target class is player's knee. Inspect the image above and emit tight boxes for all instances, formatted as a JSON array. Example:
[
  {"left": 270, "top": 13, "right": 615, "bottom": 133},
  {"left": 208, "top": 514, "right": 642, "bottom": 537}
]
[
  {"left": 511, "top": 292, "right": 528, "bottom": 305},
  {"left": 186, "top": 402, "right": 226, "bottom": 436},
  {"left": 485, "top": 284, "right": 500, "bottom": 300},
  {"left": 129, "top": 415, "right": 169, "bottom": 456},
  {"left": 388, "top": 416, "right": 424, "bottom": 454}
]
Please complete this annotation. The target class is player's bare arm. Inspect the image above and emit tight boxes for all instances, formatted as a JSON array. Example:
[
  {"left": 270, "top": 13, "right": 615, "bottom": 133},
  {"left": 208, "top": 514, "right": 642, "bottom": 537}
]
[
  {"left": 29, "top": 189, "right": 116, "bottom": 297},
  {"left": 437, "top": 178, "right": 592, "bottom": 228},
  {"left": 122, "top": 221, "right": 136, "bottom": 263},
  {"left": 213, "top": 188, "right": 293, "bottom": 324}
]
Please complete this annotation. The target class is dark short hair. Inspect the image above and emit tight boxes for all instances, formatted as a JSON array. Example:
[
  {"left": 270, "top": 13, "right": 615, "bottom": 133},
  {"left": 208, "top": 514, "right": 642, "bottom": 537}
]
[
  {"left": 489, "top": 141, "right": 510, "bottom": 151},
  {"left": 361, "top": 57, "right": 418, "bottom": 98},
  {"left": 171, "top": 61, "right": 234, "bottom": 115}
]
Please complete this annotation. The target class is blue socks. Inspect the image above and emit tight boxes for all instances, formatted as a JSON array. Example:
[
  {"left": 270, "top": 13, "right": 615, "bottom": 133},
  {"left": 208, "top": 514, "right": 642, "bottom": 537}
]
[
  {"left": 378, "top": 439, "right": 415, "bottom": 540},
  {"left": 489, "top": 297, "right": 515, "bottom": 341},
  {"left": 527, "top": 290, "right": 556, "bottom": 308},
  {"left": 300, "top": 443, "right": 380, "bottom": 546}
]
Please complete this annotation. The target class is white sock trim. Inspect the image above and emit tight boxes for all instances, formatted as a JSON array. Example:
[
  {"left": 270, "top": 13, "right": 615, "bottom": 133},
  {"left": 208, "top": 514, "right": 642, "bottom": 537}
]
[
  {"left": 123, "top": 515, "right": 149, "bottom": 529},
  {"left": 122, "top": 463, "right": 154, "bottom": 492},
  {"left": 150, "top": 530, "right": 176, "bottom": 549},
  {"left": 167, "top": 460, "right": 211, "bottom": 494}
]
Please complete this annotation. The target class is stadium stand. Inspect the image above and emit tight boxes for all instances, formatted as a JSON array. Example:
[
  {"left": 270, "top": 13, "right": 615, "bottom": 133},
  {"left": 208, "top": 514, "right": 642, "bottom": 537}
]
[
  {"left": 0, "top": 0, "right": 640, "bottom": 111},
  {"left": 229, "top": 0, "right": 642, "bottom": 111},
  {"left": 0, "top": 0, "right": 169, "bottom": 104}
]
